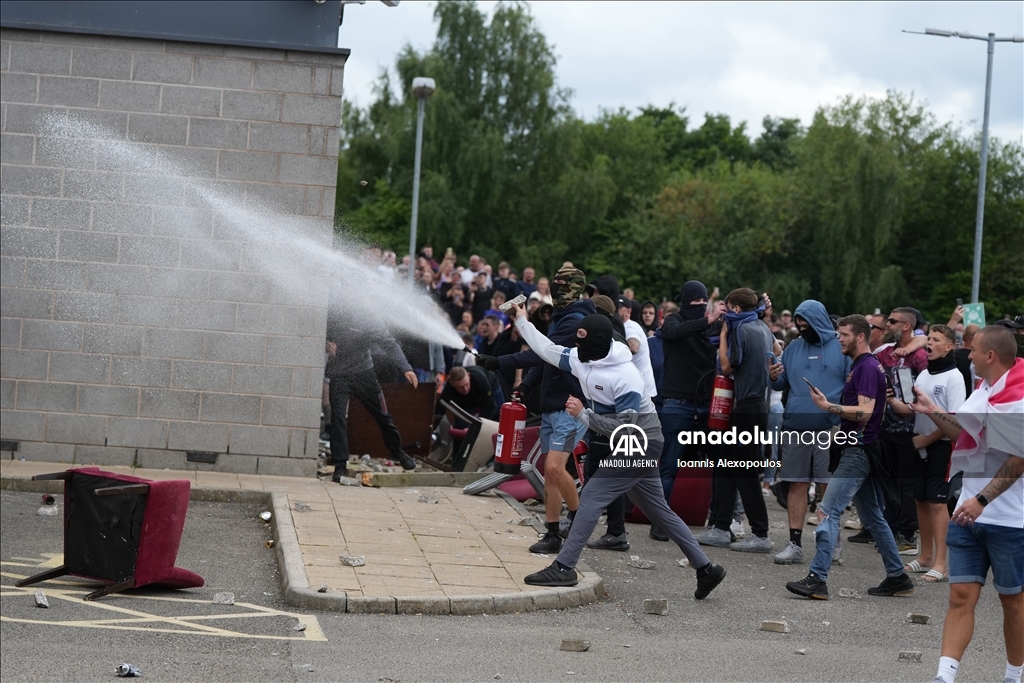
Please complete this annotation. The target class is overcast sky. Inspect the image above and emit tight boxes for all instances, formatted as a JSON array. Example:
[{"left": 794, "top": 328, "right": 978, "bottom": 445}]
[{"left": 338, "top": 1, "right": 1023, "bottom": 144}]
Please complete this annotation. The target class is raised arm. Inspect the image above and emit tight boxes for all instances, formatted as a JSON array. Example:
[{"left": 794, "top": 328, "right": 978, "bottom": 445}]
[{"left": 514, "top": 316, "right": 571, "bottom": 371}]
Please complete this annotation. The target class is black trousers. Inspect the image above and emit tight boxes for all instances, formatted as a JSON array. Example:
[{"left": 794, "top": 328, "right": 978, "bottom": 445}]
[
  {"left": 583, "top": 436, "right": 626, "bottom": 537},
  {"left": 882, "top": 431, "right": 918, "bottom": 538},
  {"left": 711, "top": 398, "right": 770, "bottom": 537},
  {"left": 328, "top": 369, "right": 403, "bottom": 465}
]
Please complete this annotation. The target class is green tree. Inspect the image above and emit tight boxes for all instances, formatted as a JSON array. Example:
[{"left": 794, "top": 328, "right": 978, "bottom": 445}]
[{"left": 336, "top": 4, "right": 1024, "bottom": 317}]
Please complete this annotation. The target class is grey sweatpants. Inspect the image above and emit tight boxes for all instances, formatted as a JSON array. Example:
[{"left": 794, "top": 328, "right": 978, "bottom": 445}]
[{"left": 557, "top": 440, "right": 710, "bottom": 570}]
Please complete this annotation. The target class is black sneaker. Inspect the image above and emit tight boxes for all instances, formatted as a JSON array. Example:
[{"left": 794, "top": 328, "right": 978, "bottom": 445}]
[
  {"left": 586, "top": 533, "right": 630, "bottom": 552},
  {"left": 529, "top": 531, "right": 562, "bottom": 554},
  {"left": 524, "top": 561, "right": 578, "bottom": 587},
  {"left": 331, "top": 464, "right": 348, "bottom": 482},
  {"left": 395, "top": 451, "right": 416, "bottom": 471},
  {"left": 848, "top": 529, "right": 874, "bottom": 544},
  {"left": 694, "top": 563, "right": 726, "bottom": 600},
  {"left": 867, "top": 573, "right": 915, "bottom": 597},
  {"left": 786, "top": 572, "right": 830, "bottom": 600},
  {"left": 649, "top": 523, "right": 669, "bottom": 542}
]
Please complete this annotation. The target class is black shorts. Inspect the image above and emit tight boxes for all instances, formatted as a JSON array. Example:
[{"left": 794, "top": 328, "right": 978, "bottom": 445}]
[{"left": 912, "top": 440, "right": 952, "bottom": 504}]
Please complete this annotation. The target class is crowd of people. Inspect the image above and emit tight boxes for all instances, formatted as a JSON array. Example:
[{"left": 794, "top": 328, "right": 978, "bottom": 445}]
[{"left": 330, "top": 246, "right": 1023, "bottom": 683}]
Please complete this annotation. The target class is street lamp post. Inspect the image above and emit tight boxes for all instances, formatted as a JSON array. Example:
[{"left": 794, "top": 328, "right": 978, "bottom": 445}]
[
  {"left": 408, "top": 76, "right": 436, "bottom": 287},
  {"left": 905, "top": 28, "right": 1023, "bottom": 303}
]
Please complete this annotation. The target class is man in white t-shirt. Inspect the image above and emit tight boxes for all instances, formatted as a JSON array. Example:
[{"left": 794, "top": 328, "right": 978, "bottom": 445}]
[
  {"left": 617, "top": 297, "right": 657, "bottom": 399},
  {"left": 889, "top": 324, "right": 966, "bottom": 582},
  {"left": 460, "top": 254, "right": 491, "bottom": 288},
  {"left": 912, "top": 325, "right": 1023, "bottom": 683}
]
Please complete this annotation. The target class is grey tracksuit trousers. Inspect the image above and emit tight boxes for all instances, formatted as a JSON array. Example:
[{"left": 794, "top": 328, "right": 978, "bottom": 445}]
[{"left": 556, "top": 439, "right": 710, "bottom": 570}]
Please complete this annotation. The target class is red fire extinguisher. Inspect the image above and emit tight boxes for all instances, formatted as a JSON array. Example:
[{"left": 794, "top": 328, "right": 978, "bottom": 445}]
[
  {"left": 707, "top": 374, "right": 734, "bottom": 430},
  {"left": 571, "top": 439, "right": 587, "bottom": 486},
  {"left": 493, "top": 398, "right": 528, "bottom": 474}
]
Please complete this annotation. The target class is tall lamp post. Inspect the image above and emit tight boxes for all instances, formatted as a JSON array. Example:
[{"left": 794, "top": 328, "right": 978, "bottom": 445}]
[
  {"left": 904, "top": 28, "right": 1023, "bottom": 303},
  {"left": 408, "top": 76, "right": 436, "bottom": 287}
]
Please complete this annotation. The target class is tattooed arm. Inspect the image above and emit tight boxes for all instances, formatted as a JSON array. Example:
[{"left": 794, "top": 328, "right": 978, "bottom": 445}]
[
  {"left": 952, "top": 455, "right": 1024, "bottom": 526},
  {"left": 812, "top": 390, "right": 876, "bottom": 423},
  {"left": 980, "top": 455, "right": 1024, "bottom": 502},
  {"left": 909, "top": 386, "right": 963, "bottom": 441}
]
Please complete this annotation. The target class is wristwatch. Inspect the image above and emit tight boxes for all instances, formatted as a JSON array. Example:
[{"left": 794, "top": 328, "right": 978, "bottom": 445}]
[{"left": 975, "top": 493, "right": 989, "bottom": 507}]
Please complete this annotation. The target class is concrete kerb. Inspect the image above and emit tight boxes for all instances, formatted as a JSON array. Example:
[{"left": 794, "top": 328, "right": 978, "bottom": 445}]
[
  {"left": 269, "top": 491, "right": 348, "bottom": 612},
  {"left": 0, "top": 471, "right": 605, "bottom": 616}
]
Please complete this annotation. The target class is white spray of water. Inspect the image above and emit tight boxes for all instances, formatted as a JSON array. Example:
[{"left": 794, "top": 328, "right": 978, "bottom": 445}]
[{"left": 37, "top": 115, "right": 465, "bottom": 349}]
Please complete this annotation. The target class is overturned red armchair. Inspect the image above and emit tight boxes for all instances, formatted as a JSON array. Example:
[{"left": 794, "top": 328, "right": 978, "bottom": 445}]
[{"left": 15, "top": 467, "right": 204, "bottom": 601}]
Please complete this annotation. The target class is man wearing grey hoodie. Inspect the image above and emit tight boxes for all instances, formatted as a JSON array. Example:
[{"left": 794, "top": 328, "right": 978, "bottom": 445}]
[{"left": 769, "top": 300, "right": 851, "bottom": 564}]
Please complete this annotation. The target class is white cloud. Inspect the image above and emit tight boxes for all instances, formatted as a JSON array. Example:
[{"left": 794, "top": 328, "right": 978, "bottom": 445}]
[{"left": 339, "top": 1, "right": 1023, "bottom": 143}]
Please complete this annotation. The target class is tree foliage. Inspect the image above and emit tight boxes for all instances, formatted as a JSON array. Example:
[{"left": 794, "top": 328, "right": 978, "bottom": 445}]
[{"left": 336, "top": 1, "right": 1024, "bottom": 323}]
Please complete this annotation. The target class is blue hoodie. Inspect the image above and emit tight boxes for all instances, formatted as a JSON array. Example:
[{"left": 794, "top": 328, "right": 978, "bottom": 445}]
[{"left": 769, "top": 300, "right": 850, "bottom": 431}]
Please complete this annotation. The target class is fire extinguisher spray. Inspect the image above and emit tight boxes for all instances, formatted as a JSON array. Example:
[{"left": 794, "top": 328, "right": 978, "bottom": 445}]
[
  {"left": 707, "top": 374, "right": 734, "bottom": 430},
  {"left": 494, "top": 396, "right": 528, "bottom": 474}
]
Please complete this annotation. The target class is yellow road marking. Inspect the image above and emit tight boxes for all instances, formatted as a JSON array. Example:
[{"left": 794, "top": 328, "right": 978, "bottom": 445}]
[{"left": 1, "top": 555, "right": 327, "bottom": 642}]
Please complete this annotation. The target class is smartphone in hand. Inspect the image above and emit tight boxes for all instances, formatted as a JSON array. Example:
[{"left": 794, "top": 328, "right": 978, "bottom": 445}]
[
  {"left": 896, "top": 367, "right": 915, "bottom": 403},
  {"left": 802, "top": 376, "right": 820, "bottom": 394}
]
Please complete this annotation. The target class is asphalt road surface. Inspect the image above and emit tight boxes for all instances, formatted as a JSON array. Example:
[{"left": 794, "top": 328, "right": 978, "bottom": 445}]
[{"left": 0, "top": 489, "right": 1011, "bottom": 682}]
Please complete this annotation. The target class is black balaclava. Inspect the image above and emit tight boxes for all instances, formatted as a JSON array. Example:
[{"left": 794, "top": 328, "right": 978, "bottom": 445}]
[
  {"left": 796, "top": 315, "right": 821, "bottom": 345},
  {"left": 575, "top": 314, "right": 613, "bottom": 362},
  {"left": 677, "top": 280, "right": 709, "bottom": 321}
]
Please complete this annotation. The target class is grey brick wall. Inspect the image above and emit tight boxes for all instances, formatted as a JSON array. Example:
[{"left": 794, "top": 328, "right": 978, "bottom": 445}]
[{"left": 1, "top": 29, "right": 345, "bottom": 475}]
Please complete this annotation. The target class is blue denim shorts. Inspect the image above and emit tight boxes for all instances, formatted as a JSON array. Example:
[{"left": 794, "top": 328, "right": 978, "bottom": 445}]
[
  {"left": 947, "top": 521, "right": 1024, "bottom": 595},
  {"left": 540, "top": 410, "right": 585, "bottom": 454}
]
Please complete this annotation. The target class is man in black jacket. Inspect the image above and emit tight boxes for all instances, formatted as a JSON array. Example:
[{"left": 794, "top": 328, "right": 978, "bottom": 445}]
[
  {"left": 479, "top": 267, "right": 598, "bottom": 553},
  {"left": 653, "top": 280, "right": 726, "bottom": 540},
  {"left": 325, "top": 289, "right": 418, "bottom": 481},
  {"left": 437, "top": 365, "right": 500, "bottom": 422}
]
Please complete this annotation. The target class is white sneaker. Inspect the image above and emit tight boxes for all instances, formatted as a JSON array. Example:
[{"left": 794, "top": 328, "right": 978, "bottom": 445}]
[
  {"left": 806, "top": 513, "right": 819, "bottom": 526},
  {"left": 844, "top": 517, "right": 862, "bottom": 530},
  {"left": 730, "top": 519, "right": 746, "bottom": 539},
  {"left": 773, "top": 540, "right": 804, "bottom": 564}
]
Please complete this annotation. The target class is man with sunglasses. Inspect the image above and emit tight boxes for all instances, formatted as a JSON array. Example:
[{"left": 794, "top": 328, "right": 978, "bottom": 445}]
[
  {"left": 862, "top": 307, "right": 929, "bottom": 552},
  {"left": 867, "top": 314, "right": 888, "bottom": 352}
]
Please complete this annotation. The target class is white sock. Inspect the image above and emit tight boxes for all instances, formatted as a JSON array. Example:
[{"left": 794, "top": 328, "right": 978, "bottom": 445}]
[
  {"left": 1006, "top": 661, "right": 1023, "bottom": 683},
  {"left": 937, "top": 656, "right": 959, "bottom": 682}
]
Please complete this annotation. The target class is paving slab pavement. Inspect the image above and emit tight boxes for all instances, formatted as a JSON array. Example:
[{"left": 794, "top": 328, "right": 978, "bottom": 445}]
[{"left": 0, "top": 460, "right": 601, "bottom": 615}]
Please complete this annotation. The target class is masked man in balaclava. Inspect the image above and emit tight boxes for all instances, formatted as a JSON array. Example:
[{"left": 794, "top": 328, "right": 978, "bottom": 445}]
[
  {"left": 507, "top": 304, "right": 727, "bottom": 599},
  {"left": 654, "top": 281, "right": 727, "bottom": 540},
  {"left": 478, "top": 267, "right": 597, "bottom": 553}
]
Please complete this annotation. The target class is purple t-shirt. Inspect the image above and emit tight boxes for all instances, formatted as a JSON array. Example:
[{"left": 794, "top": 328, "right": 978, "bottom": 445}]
[{"left": 842, "top": 353, "right": 887, "bottom": 446}]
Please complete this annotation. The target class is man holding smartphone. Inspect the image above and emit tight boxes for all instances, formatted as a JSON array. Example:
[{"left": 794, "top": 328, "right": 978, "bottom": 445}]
[{"left": 786, "top": 315, "right": 914, "bottom": 600}]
